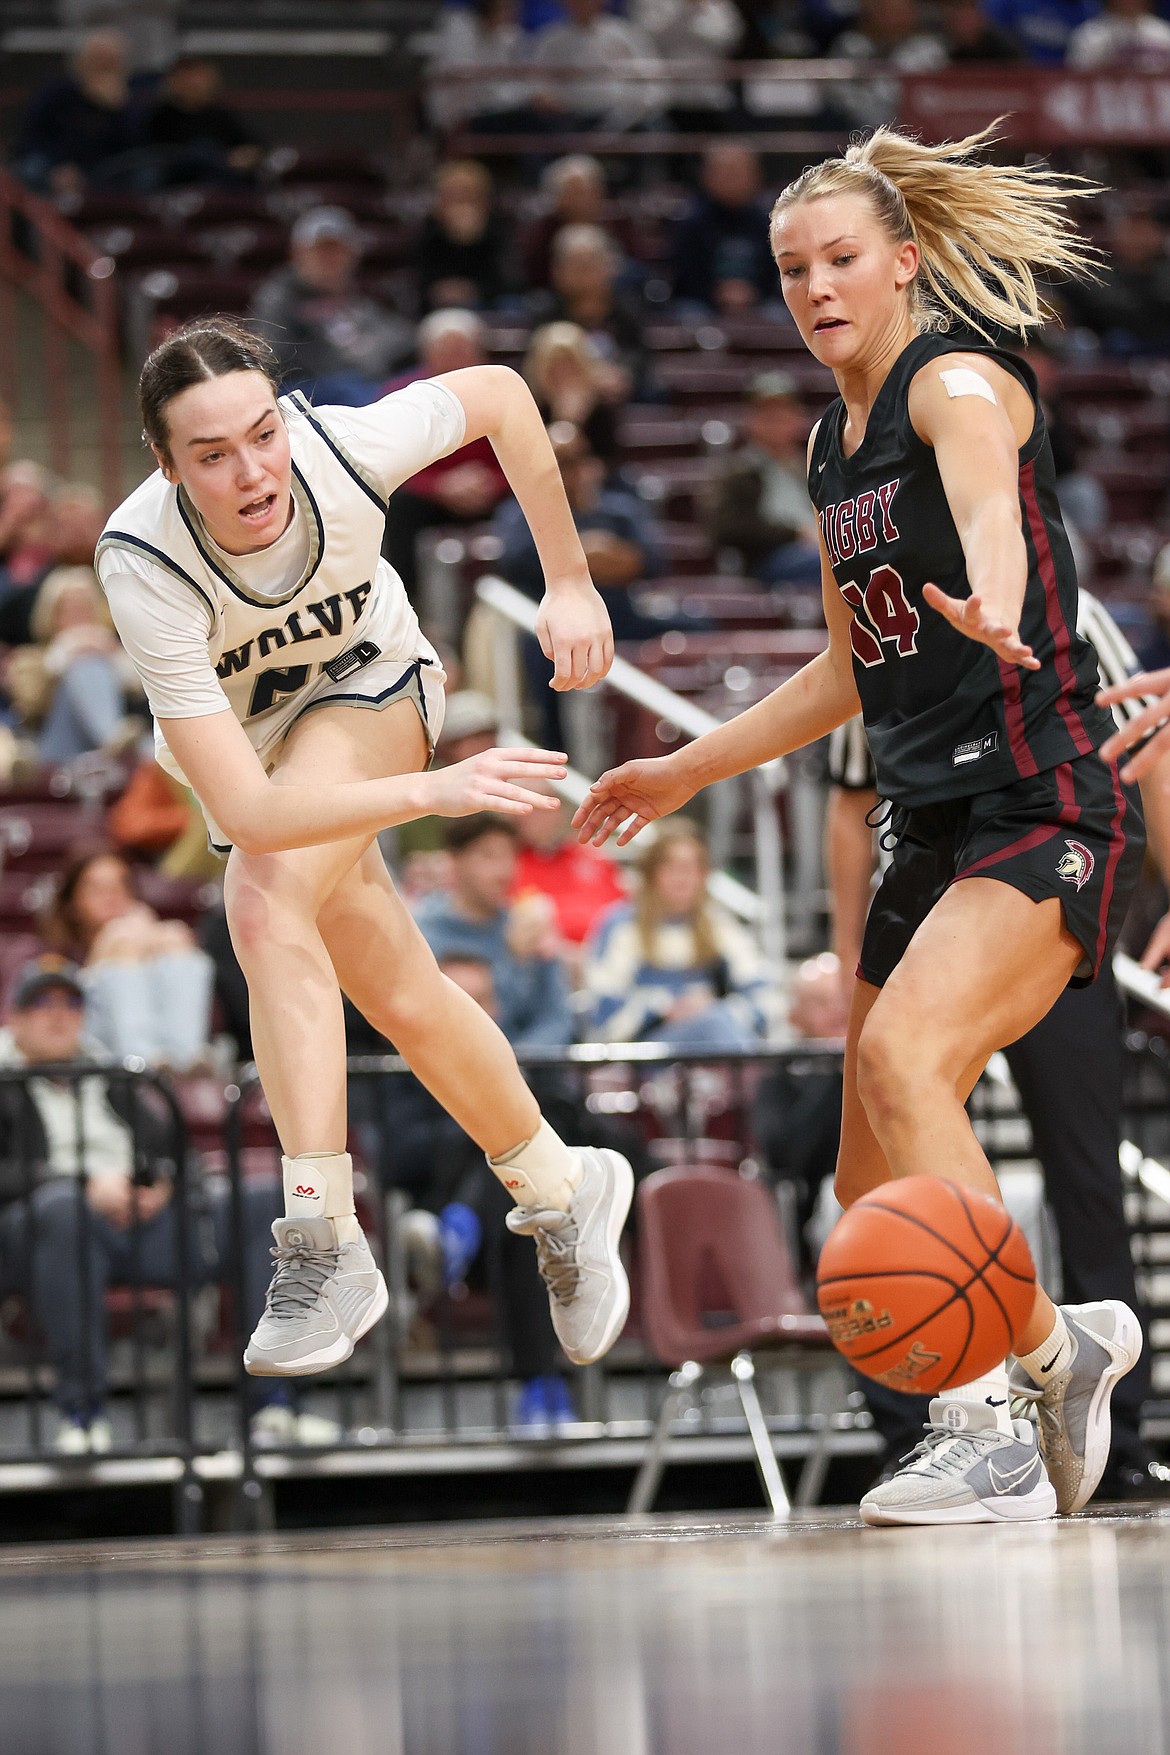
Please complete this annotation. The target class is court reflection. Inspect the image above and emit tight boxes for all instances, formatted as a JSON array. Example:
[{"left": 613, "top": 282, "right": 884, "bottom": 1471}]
[{"left": 0, "top": 1511, "right": 1167, "bottom": 1754}]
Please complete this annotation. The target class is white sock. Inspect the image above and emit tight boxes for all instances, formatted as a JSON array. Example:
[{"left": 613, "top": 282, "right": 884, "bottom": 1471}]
[
  {"left": 282, "top": 1152, "right": 362, "bottom": 1245},
  {"left": 937, "top": 1363, "right": 1014, "bottom": 1436},
  {"left": 1015, "top": 1308, "right": 1074, "bottom": 1387},
  {"left": 488, "top": 1117, "right": 581, "bottom": 1212}
]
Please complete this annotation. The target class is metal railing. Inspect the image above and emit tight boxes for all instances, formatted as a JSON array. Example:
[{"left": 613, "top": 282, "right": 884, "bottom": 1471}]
[
  {"left": 474, "top": 573, "right": 792, "bottom": 964},
  {"left": 0, "top": 168, "right": 122, "bottom": 505}
]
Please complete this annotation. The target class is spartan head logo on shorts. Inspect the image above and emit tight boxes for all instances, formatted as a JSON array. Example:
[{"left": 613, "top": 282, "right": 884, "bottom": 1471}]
[{"left": 1056, "top": 839, "right": 1095, "bottom": 892}]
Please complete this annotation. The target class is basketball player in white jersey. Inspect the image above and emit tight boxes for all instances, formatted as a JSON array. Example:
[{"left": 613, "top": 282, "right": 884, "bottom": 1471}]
[{"left": 96, "top": 317, "right": 633, "bottom": 1379}]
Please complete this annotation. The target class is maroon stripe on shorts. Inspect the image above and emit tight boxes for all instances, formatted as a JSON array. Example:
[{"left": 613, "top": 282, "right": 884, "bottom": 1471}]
[
  {"left": 1055, "top": 760, "right": 1081, "bottom": 826},
  {"left": 1095, "top": 760, "right": 1128, "bottom": 968},
  {"left": 997, "top": 653, "right": 1038, "bottom": 778},
  {"left": 1020, "top": 461, "right": 1094, "bottom": 757},
  {"left": 958, "top": 820, "right": 1063, "bottom": 880}
]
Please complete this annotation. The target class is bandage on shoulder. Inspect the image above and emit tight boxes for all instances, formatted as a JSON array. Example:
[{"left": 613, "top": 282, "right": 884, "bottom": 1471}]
[{"left": 939, "top": 367, "right": 997, "bottom": 405}]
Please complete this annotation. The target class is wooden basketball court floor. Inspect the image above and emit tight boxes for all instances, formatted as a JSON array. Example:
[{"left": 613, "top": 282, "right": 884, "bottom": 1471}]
[{"left": 1, "top": 1503, "right": 1168, "bottom": 1755}]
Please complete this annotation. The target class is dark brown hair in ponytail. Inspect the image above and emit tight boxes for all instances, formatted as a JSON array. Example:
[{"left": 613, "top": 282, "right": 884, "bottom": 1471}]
[{"left": 138, "top": 316, "right": 281, "bottom": 462}]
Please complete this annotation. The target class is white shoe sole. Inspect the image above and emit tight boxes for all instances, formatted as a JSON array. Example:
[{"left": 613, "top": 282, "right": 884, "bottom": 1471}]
[
  {"left": 1065, "top": 1299, "right": 1144, "bottom": 1514},
  {"left": 243, "top": 1271, "right": 389, "bottom": 1378},
  {"left": 565, "top": 1149, "right": 634, "bottom": 1367},
  {"left": 860, "top": 1479, "right": 1058, "bottom": 1526}
]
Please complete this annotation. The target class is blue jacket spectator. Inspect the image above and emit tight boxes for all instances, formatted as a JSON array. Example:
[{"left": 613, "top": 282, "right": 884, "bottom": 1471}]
[
  {"left": 980, "top": 0, "right": 1098, "bottom": 63},
  {"left": 415, "top": 815, "right": 575, "bottom": 1048},
  {"left": 671, "top": 145, "right": 779, "bottom": 315},
  {"left": 584, "top": 820, "right": 771, "bottom": 1047}
]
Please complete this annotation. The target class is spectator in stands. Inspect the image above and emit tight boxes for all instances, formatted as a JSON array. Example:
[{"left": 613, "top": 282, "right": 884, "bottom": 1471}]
[
  {"left": 530, "top": 0, "right": 667, "bottom": 132},
  {"left": 1067, "top": 0, "right": 1170, "bottom": 66},
  {"left": 0, "top": 480, "right": 107, "bottom": 648},
  {"left": 630, "top": 0, "right": 743, "bottom": 128},
  {"left": 528, "top": 225, "right": 649, "bottom": 391},
  {"left": 831, "top": 0, "right": 948, "bottom": 63},
  {"left": 670, "top": 145, "right": 778, "bottom": 315},
  {"left": 706, "top": 369, "right": 820, "bottom": 586},
  {"left": 523, "top": 321, "right": 626, "bottom": 467},
  {"left": 381, "top": 310, "right": 510, "bottom": 597},
  {"left": 937, "top": 0, "right": 1023, "bottom": 60},
  {"left": 1139, "top": 545, "right": 1170, "bottom": 672},
  {"left": 414, "top": 813, "right": 575, "bottom": 1049},
  {"left": 376, "top": 950, "right": 576, "bottom": 1431},
  {"left": 584, "top": 818, "right": 770, "bottom": 1046},
  {"left": 1061, "top": 206, "right": 1170, "bottom": 353},
  {"left": 142, "top": 54, "right": 261, "bottom": 186},
  {"left": 493, "top": 423, "right": 666, "bottom": 683},
  {"left": 0, "top": 464, "right": 56, "bottom": 597},
  {"left": 0, "top": 953, "right": 310, "bottom": 1453},
  {"left": 250, "top": 206, "right": 414, "bottom": 405},
  {"left": 980, "top": 0, "right": 1095, "bottom": 61},
  {"left": 426, "top": 0, "right": 537, "bottom": 134},
  {"left": 39, "top": 846, "right": 214, "bottom": 1071},
  {"left": 522, "top": 155, "right": 626, "bottom": 291},
  {"left": 4, "top": 565, "right": 141, "bottom": 767},
  {"left": 416, "top": 160, "right": 516, "bottom": 312},
  {"left": 13, "top": 29, "right": 141, "bottom": 196},
  {"left": 513, "top": 780, "right": 627, "bottom": 971},
  {"left": 1024, "top": 345, "right": 1108, "bottom": 537},
  {"left": 752, "top": 952, "right": 849, "bottom": 1270}
]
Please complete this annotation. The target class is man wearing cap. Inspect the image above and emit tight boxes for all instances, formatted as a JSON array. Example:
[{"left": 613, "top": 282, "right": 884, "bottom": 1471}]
[
  {"left": 249, "top": 205, "right": 413, "bottom": 405},
  {"left": 706, "top": 369, "right": 821, "bottom": 587},
  {"left": 0, "top": 955, "right": 307, "bottom": 1453}
]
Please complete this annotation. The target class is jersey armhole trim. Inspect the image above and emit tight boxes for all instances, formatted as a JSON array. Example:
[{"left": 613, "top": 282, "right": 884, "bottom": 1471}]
[
  {"left": 95, "top": 532, "right": 216, "bottom": 633},
  {"left": 288, "top": 392, "right": 389, "bottom": 513}
]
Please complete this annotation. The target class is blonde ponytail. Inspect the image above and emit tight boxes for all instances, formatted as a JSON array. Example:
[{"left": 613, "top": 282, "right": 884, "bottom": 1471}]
[{"left": 770, "top": 122, "right": 1101, "bottom": 338}]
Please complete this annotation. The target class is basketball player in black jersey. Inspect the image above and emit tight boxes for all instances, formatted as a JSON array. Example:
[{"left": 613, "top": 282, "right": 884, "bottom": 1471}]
[{"left": 574, "top": 124, "right": 1145, "bottom": 1525}]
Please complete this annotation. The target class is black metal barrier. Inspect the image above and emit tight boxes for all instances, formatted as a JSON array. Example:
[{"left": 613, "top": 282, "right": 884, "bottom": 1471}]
[{"left": 0, "top": 1033, "right": 1167, "bottom": 1532}]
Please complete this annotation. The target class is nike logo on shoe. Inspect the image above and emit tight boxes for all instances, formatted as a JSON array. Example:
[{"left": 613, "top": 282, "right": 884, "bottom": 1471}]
[
  {"left": 988, "top": 1452, "right": 1043, "bottom": 1495},
  {"left": 986, "top": 1397, "right": 1007, "bottom": 1407}
]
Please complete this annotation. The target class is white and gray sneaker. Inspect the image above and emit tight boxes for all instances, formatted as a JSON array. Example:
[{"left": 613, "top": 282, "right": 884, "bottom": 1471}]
[
  {"left": 1009, "top": 1299, "right": 1143, "bottom": 1514},
  {"left": 505, "top": 1148, "right": 633, "bottom": 1366},
  {"left": 860, "top": 1399, "right": 1058, "bottom": 1527},
  {"left": 244, "top": 1217, "right": 389, "bottom": 1377}
]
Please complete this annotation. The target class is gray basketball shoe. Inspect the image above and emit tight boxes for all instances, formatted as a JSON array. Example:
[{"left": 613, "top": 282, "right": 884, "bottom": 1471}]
[
  {"left": 505, "top": 1148, "right": 633, "bottom": 1366},
  {"left": 860, "top": 1400, "right": 1057, "bottom": 1526},
  {"left": 244, "top": 1217, "right": 389, "bottom": 1377},
  {"left": 1008, "top": 1299, "right": 1143, "bottom": 1514}
]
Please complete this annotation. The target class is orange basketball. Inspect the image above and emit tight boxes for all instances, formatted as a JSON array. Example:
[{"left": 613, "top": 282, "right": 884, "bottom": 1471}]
[{"left": 815, "top": 1175, "right": 1038, "bottom": 1395}]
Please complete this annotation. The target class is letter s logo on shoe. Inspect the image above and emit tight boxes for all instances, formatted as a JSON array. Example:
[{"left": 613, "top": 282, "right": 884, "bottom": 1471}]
[{"left": 294, "top": 1184, "right": 319, "bottom": 1198}]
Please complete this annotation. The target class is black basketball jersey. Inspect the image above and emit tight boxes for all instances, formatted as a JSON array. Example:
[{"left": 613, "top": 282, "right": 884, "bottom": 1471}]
[{"left": 807, "top": 331, "right": 1115, "bottom": 808}]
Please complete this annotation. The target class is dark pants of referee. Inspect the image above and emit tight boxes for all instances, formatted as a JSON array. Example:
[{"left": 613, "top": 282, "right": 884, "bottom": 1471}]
[{"left": 864, "top": 962, "right": 1152, "bottom": 1489}]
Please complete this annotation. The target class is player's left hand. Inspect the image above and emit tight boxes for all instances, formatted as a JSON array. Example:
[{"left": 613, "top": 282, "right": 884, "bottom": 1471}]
[
  {"left": 1098, "top": 668, "right": 1170, "bottom": 781},
  {"left": 535, "top": 578, "right": 614, "bottom": 692},
  {"left": 923, "top": 582, "right": 1039, "bottom": 670}
]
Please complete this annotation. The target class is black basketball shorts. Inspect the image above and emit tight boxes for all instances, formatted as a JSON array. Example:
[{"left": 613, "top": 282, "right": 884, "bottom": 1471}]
[{"left": 859, "top": 752, "right": 1145, "bottom": 990}]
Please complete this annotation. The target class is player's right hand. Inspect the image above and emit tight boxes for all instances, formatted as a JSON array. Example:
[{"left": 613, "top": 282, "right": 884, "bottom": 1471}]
[
  {"left": 422, "top": 747, "right": 567, "bottom": 817},
  {"left": 572, "top": 756, "right": 692, "bottom": 847},
  {"left": 1099, "top": 668, "right": 1170, "bottom": 782}
]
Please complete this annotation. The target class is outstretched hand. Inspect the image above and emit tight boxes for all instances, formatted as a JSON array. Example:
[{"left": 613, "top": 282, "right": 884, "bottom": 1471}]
[
  {"left": 1098, "top": 668, "right": 1170, "bottom": 783},
  {"left": 424, "top": 747, "right": 568, "bottom": 818},
  {"left": 923, "top": 582, "right": 1039, "bottom": 670},
  {"left": 536, "top": 580, "right": 615, "bottom": 692},
  {"left": 571, "top": 756, "right": 692, "bottom": 847}
]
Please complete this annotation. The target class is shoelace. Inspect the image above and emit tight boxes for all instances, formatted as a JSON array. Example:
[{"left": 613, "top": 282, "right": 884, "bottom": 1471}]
[
  {"left": 895, "top": 1422, "right": 1001, "bottom": 1479},
  {"left": 521, "top": 1211, "right": 582, "bottom": 1306},
  {"left": 1010, "top": 1384, "right": 1069, "bottom": 1465},
  {"left": 263, "top": 1241, "right": 338, "bottom": 1321}
]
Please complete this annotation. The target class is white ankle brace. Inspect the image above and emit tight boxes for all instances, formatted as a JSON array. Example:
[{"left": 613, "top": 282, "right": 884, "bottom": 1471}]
[
  {"left": 283, "top": 1151, "right": 355, "bottom": 1221},
  {"left": 488, "top": 1117, "right": 581, "bottom": 1210}
]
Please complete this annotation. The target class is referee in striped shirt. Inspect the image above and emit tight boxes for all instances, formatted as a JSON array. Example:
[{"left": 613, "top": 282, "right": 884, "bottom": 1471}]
[{"left": 827, "top": 590, "right": 1170, "bottom": 1498}]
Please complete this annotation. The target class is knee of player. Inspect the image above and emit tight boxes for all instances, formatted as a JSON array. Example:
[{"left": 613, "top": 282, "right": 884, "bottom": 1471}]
[
  {"left": 223, "top": 867, "right": 285, "bottom": 960},
  {"left": 854, "top": 1011, "right": 917, "bottom": 1127}
]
